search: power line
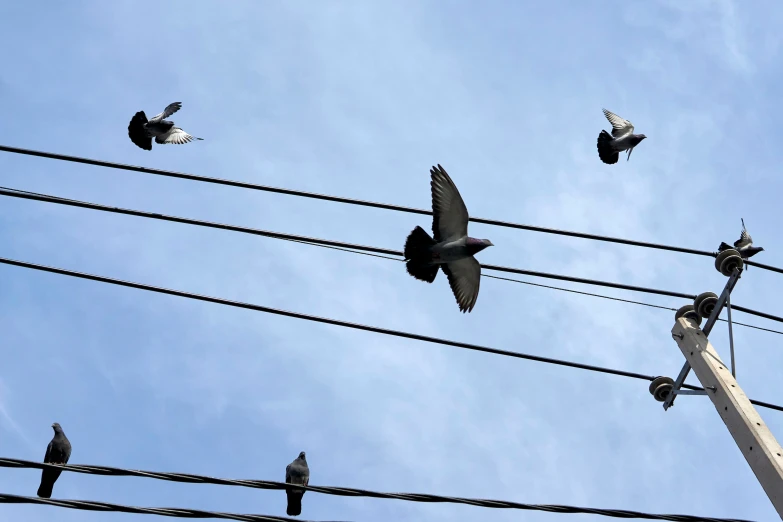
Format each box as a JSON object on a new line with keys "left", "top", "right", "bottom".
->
{"left": 1, "top": 144, "right": 779, "bottom": 275}
{"left": 480, "top": 274, "right": 783, "bottom": 335}
{"left": 277, "top": 238, "right": 783, "bottom": 336}
{"left": 0, "top": 492, "right": 341, "bottom": 522}
{"left": 0, "top": 460, "right": 757, "bottom": 522}
{"left": 2, "top": 186, "right": 782, "bottom": 326}
{"left": 1, "top": 254, "right": 781, "bottom": 413}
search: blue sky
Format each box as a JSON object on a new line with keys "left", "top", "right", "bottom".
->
{"left": 1, "top": 1, "right": 782, "bottom": 521}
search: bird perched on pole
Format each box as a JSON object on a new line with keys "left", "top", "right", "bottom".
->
{"left": 403, "top": 165, "right": 494, "bottom": 313}
{"left": 285, "top": 451, "right": 310, "bottom": 517}
{"left": 127, "top": 102, "right": 203, "bottom": 151}
{"left": 597, "top": 108, "right": 647, "bottom": 164}
{"left": 37, "top": 422, "right": 71, "bottom": 498}
{"left": 718, "top": 218, "right": 764, "bottom": 269}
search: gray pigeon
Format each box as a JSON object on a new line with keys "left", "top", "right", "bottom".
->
{"left": 719, "top": 218, "right": 764, "bottom": 268}
{"left": 127, "top": 102, "right": 203, "bottom": 151}
{"left": 37, "top": 422, "right": 71, "bottom": 499}
{"left": 285, "top": 451, "right": 310, "bottom": 517}
{"left": 597, "top": 108, "right": 647, "bottom": 164}
{"left": 403, "top": 165, "right": 494, "bottom": 313}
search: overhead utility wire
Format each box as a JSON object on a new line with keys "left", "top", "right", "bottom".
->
{"left": 0, "top": 492, "right": 343, "bottom": 522}
{"left": 2, "top": 187, "right": 782, "bottom": 327}
{"left": 0, "top": 460, "right": 756, "bottom": 522}
{"left": 1, "top": 144, "right": 779, "bottom": 275}
{"left": 277, "top": 237, "right": 783, "bottom": 336}
{"left": 1, "top": 254, "right": 781, "bottom": 413}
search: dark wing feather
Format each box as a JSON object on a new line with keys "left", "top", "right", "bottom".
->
{"left": 430, "top": 165, "right": 469, "bottom": 242}
{"left": 442, "top": 256, "right": 481, "bottom": 313}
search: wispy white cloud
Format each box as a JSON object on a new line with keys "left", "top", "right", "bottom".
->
{"left": 0, "top": 1, "right": 781, "bottom": 521}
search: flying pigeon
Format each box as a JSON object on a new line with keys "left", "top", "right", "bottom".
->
{"left": 37, "top": 422, "right": 72, "bottom": 499}
{"left": 718, "top": 218, "right": 764, "bottom": 269}
{"left": 403, "top": 165, "right": 494, "bottom": 313}
{"left": 127, "top": 102, "right": 203, "bottom": 151}
{"left": 285, "top": 451, "right": 310, "bottom": 517}
{"left": 597, "top": 108, "right": 647, "bottom": 164}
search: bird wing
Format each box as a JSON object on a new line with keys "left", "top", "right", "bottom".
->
{"left": 442, "top": 256, "right": 481, "bottom": 313}
{"left": 430, "top": 164, "right": 469, "bottom": 243}
{"left": 602, "top": 108, "right": 634, "bottom": 138}
{"left": 735, "top": 221, "right": 752, "bottom": 249}
{"left": 155, "top": 127, "right": 201, "bottom": 145}
{"left": 43, "top": 440, "right": 53, "bottom": 463}
{"left": 148, "top": 102, "right": 182, "bottom": 124}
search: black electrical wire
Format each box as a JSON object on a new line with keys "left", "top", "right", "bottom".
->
{"left": 0, "top": 460, "right": 757, "bottom": 522}
{"left": 2, "top": 186, "right": 782, "bottom": 326}
{"left": 0, "top": 492, "right": 342, "bottom": 522}
{"left": 1, "top": 254, "right": 781, "bottom": 413}
{"left": 0, "top": 144, "right": 778, "bottom": 274}
{"left": 280, "top": 237, "right": 783, "bottom": 335}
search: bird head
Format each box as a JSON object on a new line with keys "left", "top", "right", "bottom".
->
{"left": 466, "top": 237, "right": 494, "bottom": 255}
{"left": 51, "top": 423, "right": 62, "bottom": 432}
{"left": 298, "top": 451, "right": 306, "bottom": 460}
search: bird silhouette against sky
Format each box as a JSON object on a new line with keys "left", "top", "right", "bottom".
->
{"left": 719, "top": 218, "right": 764, "bottom": 270}
{"left": 127, "top": 102, "right": 203, "bottom": 151}
{"left": 37, "top": 422, "right": 71, "bottom": 499}
{"left": 404, "top": 165, "right": 493, "bottom": 313}
{"left": 597, "top": 108, "right": 646, "bottom": 164}
{"left": 285, "top": 451, "right": 310, "bottom": 517}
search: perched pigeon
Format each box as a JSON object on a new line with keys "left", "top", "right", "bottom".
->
{"left": 127, "top": 102, "right": 203, "bottom": 151}
{"left": 719, "top": 218, "right": 764, "bottom": 268}
{"left": 285, "top": 451, "right": 310, "bottom": 517}
{"left": 403, "top": 165, "right": 494, "bottom": 313}
{"left": 37, "top": 422, "right": 71, "bottom": 499}
{"left": 597, "top": 108, "right": 647, "bottom": 164}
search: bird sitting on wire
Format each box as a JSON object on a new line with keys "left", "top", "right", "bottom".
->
{"left": 597, "top": 108, "right": 647, "bottom": 164}
{"left": 285, "top": 451, "right": 310, "bottom": 517}
{"left": 404, "top": 165, "right": 494, "bottom": 313}
{"left": 37, "top": 422, "right": 71, "bottom": 499}
{"left": 719, "top": 218, "right": 764, "bottom": 270}
{"left": 127, "top": 102, "right": 203, "bottom": 151}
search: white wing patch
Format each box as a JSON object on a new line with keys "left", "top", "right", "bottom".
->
{"left": 736, "top": 219, "right": 752, "bottom": 248}
{"left": 155, "top": 127, "right": 202, "bottom": 145}
{"left": 602, "top": 108, "right": 634, "bottom": 138}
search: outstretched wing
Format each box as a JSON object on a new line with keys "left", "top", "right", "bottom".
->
{"left": 735, "top": 218, "right": 752, "bottom": 248}
{"left": 602, "top": 108, "right": 634, "bottom": 138}
{"left": 149, "top": 102, "right": 183, "bottom": 124}
{"left": 442, "top": 256, "right": 481, "bottom": 313}
{"left": 155, "top": 127, "right": 203, "bottom": 145}
{"left": 430, "top": 164, "right": 469, "bottom": 243}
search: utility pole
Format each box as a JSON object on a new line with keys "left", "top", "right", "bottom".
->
{"left": 649, "top": 248, "right": 783, "bottom": 519}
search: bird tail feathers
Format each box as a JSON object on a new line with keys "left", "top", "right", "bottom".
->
{"left": 404, "top": 226, "right": 438, "bottom": 283}
{"left": 286, "top": 492, "right": 303, "bottom": 516}
{"left": 37, "top": 482, "right": 53, "bottom": 498}
{"left": 128, "top": 111, "right": 153, "bottom": 151}
{"left": 597, "top": 130, "right": 619, "bottom": 165}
